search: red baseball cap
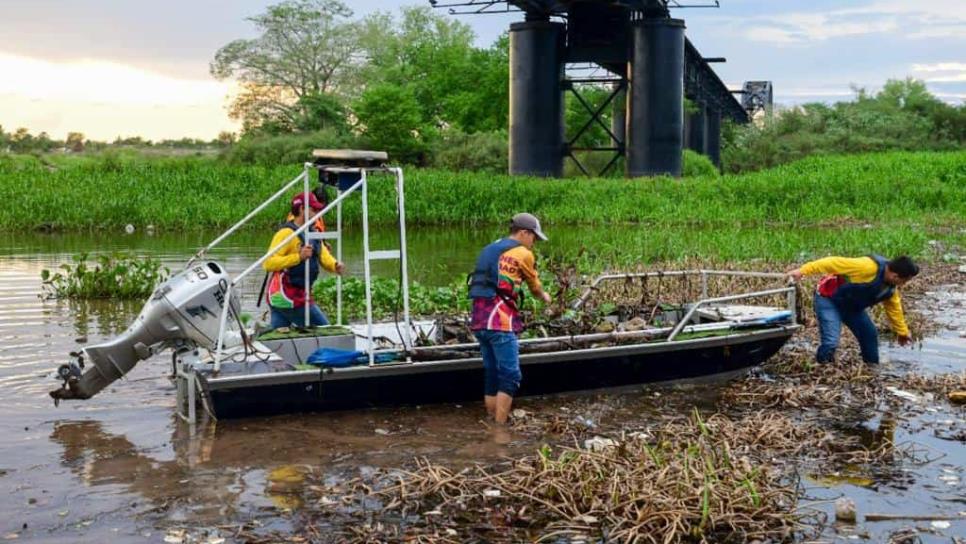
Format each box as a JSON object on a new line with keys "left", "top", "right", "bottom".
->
{"left": 291, "top": 191, "right": 324, "bottom": 210}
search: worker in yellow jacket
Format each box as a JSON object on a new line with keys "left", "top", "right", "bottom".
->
{"left": 786, "top": 255, "right": 919, "bottom": 364}
{"left": 264, "top": 192, "right": 344, "bottom": 329}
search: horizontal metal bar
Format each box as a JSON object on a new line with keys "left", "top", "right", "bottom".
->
{"left": 567, "top": 78, "right": 624, "bottom": 84}
{"left": 233, "top": 179, "right": 364, "bottom": 284}
{"left": 573, "top": 269, "right": 788, "bottom": 310}
{"left": 308, "top": 231, "right": 339, "bottom": 240}
{"left": 668, "top": 287, "right": 794, "bottom": 341}
{"left": 368, "top": 250, "right": 400, "bottom": 261}
{"left": 413, "top": 318, "right": 777, "bottom": 354}
{"left": 185, "top": 171, "right": 306, "bottom": 269}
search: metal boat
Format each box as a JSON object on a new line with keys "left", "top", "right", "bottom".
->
{"left": 49, "top": 151, "right": 800, "bottom": 422}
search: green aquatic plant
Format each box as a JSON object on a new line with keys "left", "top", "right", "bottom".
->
{"left": 313, "top": 276, "right": 472, "bottom": 320}
{"left": 1, "top": 151, "right": 963, "bottom": 233}
{"left": 40, "top": 252, "right": 169, "bottom": 300}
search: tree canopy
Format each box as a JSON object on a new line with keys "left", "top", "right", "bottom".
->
{"left": 210, "top": 0, "right": 361, "bottom": 133}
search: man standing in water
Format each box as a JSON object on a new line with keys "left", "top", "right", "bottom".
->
{"left": 786, "top": 255, "right": 919, "bottom": 364}
{"left": 264, "top": 192, "right": 344, "bottom": 329}
{"left": 469, "top": 213, "right": 552, "bottom": 424}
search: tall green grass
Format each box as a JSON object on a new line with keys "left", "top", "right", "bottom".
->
{"left": 1, "top": 151, "right": 963, "bottom": 231}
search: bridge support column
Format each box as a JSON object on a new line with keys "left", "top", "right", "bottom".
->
{"left": 705, "top": 107, "right": 721, "bottom": 169}
{"left": 626, "top": 17, "right": 685, "bottom": 178}
{"left": 686, "top": 102, "right": 707, "bottom": 155}
{"left": 508, "top": 20, "right": 565, "bottom": 177}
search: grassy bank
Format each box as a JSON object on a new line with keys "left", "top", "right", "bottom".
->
{"left": 1, "top": 151, "right": 963, "bottom": 263}
{"left": 1, "top": 151, "right": 963, "bottom": 230}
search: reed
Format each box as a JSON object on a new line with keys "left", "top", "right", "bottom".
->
{"left": 2, "top": 151, "right": 963, "bottom": 235}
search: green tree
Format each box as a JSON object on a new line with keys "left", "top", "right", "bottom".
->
{"left": 359, "top": 7, "right": 508, "bottom": 133}
{"left": 210, "top": 0, "right": 358, "bottom": 133}
{"left": 566, "top": 84, "right": 615, "bottom": 148}
{"left": 217, "top": 131, "right": 237, "bottom": 147}
{"left": 66, "top": 132, "right": 85, "bottom": 152}
{"left": 9, "top": 128, "right": 36, "bottom": 153}
{"left": 354, "top": 84, "right": 434, "bottom": 164}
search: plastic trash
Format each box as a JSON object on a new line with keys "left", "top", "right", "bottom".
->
{"left": 885, "top": 386, "right": 922, "bottom": 403}
{"left": 583, "top": 436, "right": 618, "bottom": 452}
{"left": 835, "top": 497, "right": 856, "bottom": 523}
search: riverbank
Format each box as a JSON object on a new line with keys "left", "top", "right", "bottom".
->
{"left": 1, "top": 150, "right": 963, "bottom": 229}
{"left": 2, "top": 151, "right": 964, "bottom": 265}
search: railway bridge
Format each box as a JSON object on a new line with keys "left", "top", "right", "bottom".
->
{"left": 431, "top": 0, "right": 771, "bottom": 177}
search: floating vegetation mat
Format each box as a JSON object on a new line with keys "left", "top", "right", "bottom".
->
{"left": 300, "top": 411, "right": 817, "bottom": 543}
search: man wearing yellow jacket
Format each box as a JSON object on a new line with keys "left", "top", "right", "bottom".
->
{"left": 786, "top": 255, "right": 919, "bottom": 364}
{"left": 264, "top": 192, "right": 344, "bottom": 329}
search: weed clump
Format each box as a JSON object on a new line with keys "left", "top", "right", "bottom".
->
{"left": 40, "top": 252, "right": 169, "bottom": 300}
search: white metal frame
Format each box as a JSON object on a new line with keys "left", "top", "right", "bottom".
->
{"left": 572, "top": 269, "right": 797, "bottom": 341}
{"left": 188, "top": 162, "right": 413, "bottom": 372}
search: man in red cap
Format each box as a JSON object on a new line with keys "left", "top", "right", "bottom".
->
{"left": 263, "top": 192, "right": 345, "bottom": 329}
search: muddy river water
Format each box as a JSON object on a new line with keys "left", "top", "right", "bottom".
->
{"left": 1, "top": 229, "right": 964, "bottom": 543}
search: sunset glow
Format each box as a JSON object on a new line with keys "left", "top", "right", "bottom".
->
{"left": 0, "top": 52, "right": 238, "bottom": 141}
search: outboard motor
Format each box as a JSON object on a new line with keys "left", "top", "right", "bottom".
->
{"left": 50, "top": 262, "right": 240, "bottom": 401}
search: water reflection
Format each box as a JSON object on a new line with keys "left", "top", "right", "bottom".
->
{"left": 51, "top": 419, "right": 246, "bottom": 519}
{"left": 57, "top": 299, "right": 144, "bottom": 339}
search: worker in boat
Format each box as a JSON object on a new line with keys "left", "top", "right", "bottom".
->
{"left": 786, "top": 255, "right": 919, "bottom": 364}
{"left": 469, "top": 213, "right": 552, "bottom": 425}
{"left": 264, "top": 191, "right": 344, "bottom": 329}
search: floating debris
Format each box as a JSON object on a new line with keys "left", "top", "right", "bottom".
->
{"left": 835, "top": 497, "right": 857, "bottom": 523}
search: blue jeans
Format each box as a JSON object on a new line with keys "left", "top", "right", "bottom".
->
{"left": 475, "top": 330, "right": 521, "bottom": 396}
{"left": 814, "top": 292, "right": 880, "bottom": 364}
{"left": 270, "top": 304, "right": 329, "bottom": 329}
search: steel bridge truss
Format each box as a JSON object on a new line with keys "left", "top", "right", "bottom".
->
{"left": 564, "top": 77, "right": 625, "bottom": 177}
{"left": 430, "top": 1, "right": 720, "bottom": 15}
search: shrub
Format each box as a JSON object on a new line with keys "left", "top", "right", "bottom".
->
{"left": 682, "top": 150, "right": 719, "bottom": 178}
{"left": 722, "top": 79, "right": 965, "bottom": 173}
{"left": 430, "top": 130, "right": 508, "bottom": 173}
{"left": 222, "top": 129, "right": 355, "bottom": 166}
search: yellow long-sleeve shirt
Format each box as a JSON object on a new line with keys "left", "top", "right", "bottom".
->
{"left": 800, "top": 256, "right": 909, "bottom": 336}
{"left": 263, "top": 226, "right": 337, "bottom": 274}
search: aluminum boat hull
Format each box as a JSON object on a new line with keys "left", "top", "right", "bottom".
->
{"left": 198, "top": 326, "right": 798, "bottom": 419}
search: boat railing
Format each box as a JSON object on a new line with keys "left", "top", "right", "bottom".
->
{"left": 666, "top": 286, "right": 795, "bottom": 341}
{"left": 572, "top": 269, "right": 796, "bottom": 341}
{"left": 403, "top": 270, "right": 797, "bottom": 355}
{"left": 187, "top": 159, "right": 413, "bottom": 371}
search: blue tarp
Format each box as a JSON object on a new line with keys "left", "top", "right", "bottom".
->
{"left": 306, "top": 347, "right": 365, "bottom": 368}
{"left": 306, "top": 347, "right": 397, "bottom": 368}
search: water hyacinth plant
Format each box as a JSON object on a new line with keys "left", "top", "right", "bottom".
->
{"left": 313, "top": 276, "right": 470, "bottom": 321}
{"left": 41, "top": 252, "right": 169, "bottom": 299}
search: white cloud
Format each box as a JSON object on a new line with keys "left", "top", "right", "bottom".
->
{"left": 911, "top": 62, "right": 966, "bottom": 83}
{"left": 911, "top": 63, "right": 966, "bottom": 73}
{"left": 739, "top": 0, "right": 966, "bottom": 45}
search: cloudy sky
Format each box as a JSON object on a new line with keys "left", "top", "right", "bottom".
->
{"left": 0, "top": 0, "right": 962, "bottom": 140}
